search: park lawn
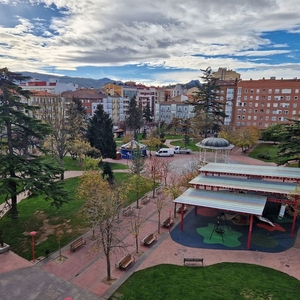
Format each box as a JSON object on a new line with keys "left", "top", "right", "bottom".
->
{"left": 110, "top": 263, "right": 300, "bottom": 300}
{"left": 169, "top": 139, "right": 202, "bottom": 151}
{"left": 249, "top": 143, "right": 290, "bottom": 164}
{"left": 0, "top": 172, "right": 151, "bottom": 260}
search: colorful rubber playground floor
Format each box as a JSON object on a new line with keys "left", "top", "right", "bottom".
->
{"left": 170, "top": 204, "right": 300, "bottom": 253}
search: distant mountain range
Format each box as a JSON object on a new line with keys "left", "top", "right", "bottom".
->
{"left": 21, "top": 72, "right": 201, "bottom": 89}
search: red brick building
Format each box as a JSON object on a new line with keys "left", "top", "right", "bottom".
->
{"left": 233, "top": 77, "right": 300, "bottom": 128}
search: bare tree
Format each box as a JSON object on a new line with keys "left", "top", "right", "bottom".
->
{"left": 77, "top": 171, "right": 127, "bottom": 281}
{"left": 155, "top": 192, "right": 166, "bottom": 234}
{"left": 145, "top": 156, "right": 164, "bottom": 197}
{"left": 126, "top": 209, "right": 146, "bottom": 254}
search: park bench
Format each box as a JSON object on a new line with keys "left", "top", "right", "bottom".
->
{"left": 155, "top": 186, "right": 162, "bottom": 195}
{"left": 140, "top": 233, "right": 156, "bottom": 246}
{"left": 70, "top": 237, "right": 86, "bottom": 252}
{"left": 183, "top": 257, "right": 204, "bottom": 267}
{"left": 141, "top": 195, "right": 150, "bottom": 205}
{"left": 161, "top": 216, "right": 174, "bottom": 228}
{"left": 123, "top": 207, "right": 134, "bottom": 217}
{"left": 176, "top": 205, "right": 187, "bottom": 214}
{"left": 115, "top": 253, "right": 135, "bottom": 270}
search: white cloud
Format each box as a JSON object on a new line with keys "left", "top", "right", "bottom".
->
{"left": 0, "top": 0, "right": 300, "bottom": 83}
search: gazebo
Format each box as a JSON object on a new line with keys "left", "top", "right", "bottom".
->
{"left": 196, "top": 133, "right": 234, "bottom": 164}
{"left": 120, "top": 140, "right": 147, "bottom": 159}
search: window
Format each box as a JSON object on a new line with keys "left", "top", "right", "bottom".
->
{"left": 255, "top": 103, "right": 258, "bottom": 107}
{"left": 273, "top": 103, "right": 278, "bottom": 107}
{"left": 244, "top": 89, "right": 248, "bottom": 93}
{"left": 293, "top": 103, "right": 297, "bottom": 108}
{"left": 259, "top": 116, "right": 263, "bottom": 120}
{"left": 256, "top": 96, "right": 259, "bottom": 100}
{"left": 272, "top": 116, "right": 276, "bottom": 121}
{"left": 284, "top": 110, "right": 289, "bottom": 114}
{"left": 249, "top": 102, "right": 252, "bottom": 107}
{"left": 260, "top": 109, "right": 264, "bottom": 113}
{"left": 248, "top": 109, "right": 252, "bottom": 113}
{"left": 274, "top": 96, "right": 281, "bottom": 101}
{"left": 244, "top": 96, "right": 248, "bottom": 100}
{"left": 237, "top": 96, "right": 241, "bottom": 101}
{"left": 238, "top": 88, "right": 242, "bottom": 95}
{"left": 250, "top": 89, "right": 254, "bottom": 93}
{"left": 247, "top": 122, "right": 251, "bottom": 126}
{"left": 253, "top": 116, "right": 257, "bottom": 120}
{"left": 266, "top": 109, "right": 270, "bottom": 114}
{"left": 253, "top": 122, "right": 256, "bottom": 126}
{"left": 296, "top": 89, "right": 299, "bottom": 93}
{"left": 236, "top": 122, "right": 241, "bottom": 126}
{"left": 268, "top": 96, "right": 271, "bottom": 100}
{"left": 248, "top": 116, "right": 251, "bottom": 120}
{"left": 261, "top": 103, "right": 265, "bottom": 107}
{"left": 295, "top": 96, "right": 298, "bottom": 100}
{"left": 256, "top": 89, "right": 260, "bottom": 93}
{"left": 237, "top": 115, "right": 241, "bottom": 119}
{"left": 282, "top": 89, "right": 291, "bottom": 94}
{"left": 250, "top": 96, "right": 253, "bottom": 100}
{"left": 275, "top": 89, "right": 280, "bottom": 94}
{"left": 265, "top": 123, "right": 269, "bottom": 128}
{"left": 262, "top": 89, "right": 266, "bottom": 93}
{"left": 265, "top": 116, "right": 269, "bottom": 121}
{"left": 292, "top": 110, "right": 297, "bottom": 114}
{"left": 286, "top": 96, "right": 290, "bottom": 101}
{"left": 254, "top": 109, "right": 258, "bottom": 113}
{"left": 268, "top": 89, "right": 272, "bottom": 94}
{"left": 261, "top": 96, "right": 265, "bottom": 100}
{"left": 267, "top": 103, "right": 271, "bottom": 107}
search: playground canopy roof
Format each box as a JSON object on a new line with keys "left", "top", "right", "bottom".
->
{"left": 173, "top": 188, "right": 267, "bottom": 216}
{"left": 199, "top": 163, "right": 300, "bottom": 181}
{"left": 189, "top": 175, "right": 298, "bottom": 196}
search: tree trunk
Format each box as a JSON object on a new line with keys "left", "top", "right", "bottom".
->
{"left": 106, "top": 252, "right": 111, "bottom": 281}
{"left": 158, "top": 211, "right": 161, "bottom": 234}
{"left": 135, "top": 235, "right": 139, "bottom": 253}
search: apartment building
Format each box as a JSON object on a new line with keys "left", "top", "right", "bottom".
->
{"left": 233, "top": 77, "right": 300, "bottom": 128}
{"left": 61, "top": 89, "right": 105, "bottom": 117}
{"left": 213, "top": 67, "right": 241, "bottom": 80}
{"left": 19, "top": 78, "right": 78, "bottom": 94}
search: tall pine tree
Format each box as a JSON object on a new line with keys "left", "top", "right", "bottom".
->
{"left": 189, "top": 67, "right": 226, "bottom": 137}
{"left": 87, "top": 104, "right": 117, "bottom": 159}
{"left": 0, "top": 68, "right": 68, "bottom": 217}
{"left": 125, "top": 96, "right": 142, "bottom": 138}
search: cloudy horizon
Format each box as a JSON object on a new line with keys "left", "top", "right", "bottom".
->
{"left": 1, "top": 0, "right": 300, "bottom": 85}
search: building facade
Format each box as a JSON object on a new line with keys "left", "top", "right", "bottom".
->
{"left": 233, "top": 77, "right": 300, "bottom": 128}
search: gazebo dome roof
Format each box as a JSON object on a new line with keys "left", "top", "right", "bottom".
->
{"left": 196, "top": 133, "right": 234, "bottom": 150}
{"left": 120, "top": 139, "right": 146, "bottom": 150}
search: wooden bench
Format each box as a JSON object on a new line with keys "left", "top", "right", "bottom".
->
{"left": 123, "top": 207, "right": 134, "bottom": 217}
{"left": 176, "top": 205, "right": 187, "bottom": 214}
{"left": 183, "top": 258, "right": 204, "bottom": 266}
{"left": 155, "top": 187, "right": 162, "bottom": 195}
{"left": 115, "top": 254, "right": 135, "bottom": 270}
{"left": 70, "top": 237, "right": 86, "bottom": 252}
{"left": 141, "top": 195, "right": 150, "bottom": 205}
{"left": 161, "top": 217, "right": 174, "bottom": 228}
{"left": 141, "top": 233, "right": 156, "bottom": 246}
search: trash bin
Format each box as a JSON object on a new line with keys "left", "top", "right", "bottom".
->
{"left": 115, "top": 152, "right": 121, "bottom": 160}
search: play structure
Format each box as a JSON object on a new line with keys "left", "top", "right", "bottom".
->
{"left": 120, "top": 140, "right": 147, "bottom": 159}
{"left": 174, "top": 162, "right": 300, "bottom": 250}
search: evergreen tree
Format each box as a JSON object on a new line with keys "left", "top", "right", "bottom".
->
{"left": 143, "top": 103, "right": 152, "bottom": 123}
{"left": 276, "top": 117, "right": 300, "bottom": 167}
{"left": 102, "top": 162, "right": 114, "bottom": 185}
{"left": 0, "top": 68, "right": 68, "bottom": 217}
{"left": 87, "top": 104, "right": 116, "bottom": 159}
{"left": 189, "top": 67, "right": 226, "bottom": 137}
{"left": 125, "top": 96, "right": 142, "bottom": 137}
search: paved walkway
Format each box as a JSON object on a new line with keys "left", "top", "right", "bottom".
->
{"left": 1, "top": 146, "right": 299, "bottom": 300}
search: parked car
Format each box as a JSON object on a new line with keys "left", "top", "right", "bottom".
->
{"left": 174, "top": 146, "right": 192, "bottom": 154}
{"left": 155, "top": 148, "right": 175, "bottom": 157}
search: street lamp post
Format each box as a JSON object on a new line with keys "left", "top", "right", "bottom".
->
{"left": 30, "top": 231, "right": 37, "bottom": 262}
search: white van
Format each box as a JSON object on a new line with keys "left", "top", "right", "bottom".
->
{"left": 155, "top": 148, "right": 175, "bottom": 157}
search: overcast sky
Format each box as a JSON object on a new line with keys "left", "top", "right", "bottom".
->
{"left": 0, "top": 0, "right": 300, "bottom": 85}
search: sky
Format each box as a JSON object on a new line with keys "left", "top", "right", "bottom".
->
{"left": 0, "top": 0, "right": 300, "bottom": 86}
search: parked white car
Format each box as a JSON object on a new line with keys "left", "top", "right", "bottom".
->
{"left": 155, "top": 148, "right": 175, "bottom": 157}
{"left": 174, "top": 146, "right": 192, "bottom": 154}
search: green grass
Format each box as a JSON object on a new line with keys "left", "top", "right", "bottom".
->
{"left": 169, "top": 139, "right": 202, "bottom": 151}
{"left": 109, "top": 263, "right": 300, "bottom": 300}
{"left": 249, "top": 143, "right": 280, "bottom": 163}
{"left": 0, "top": 171, "right": 150, "bottom": 260}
